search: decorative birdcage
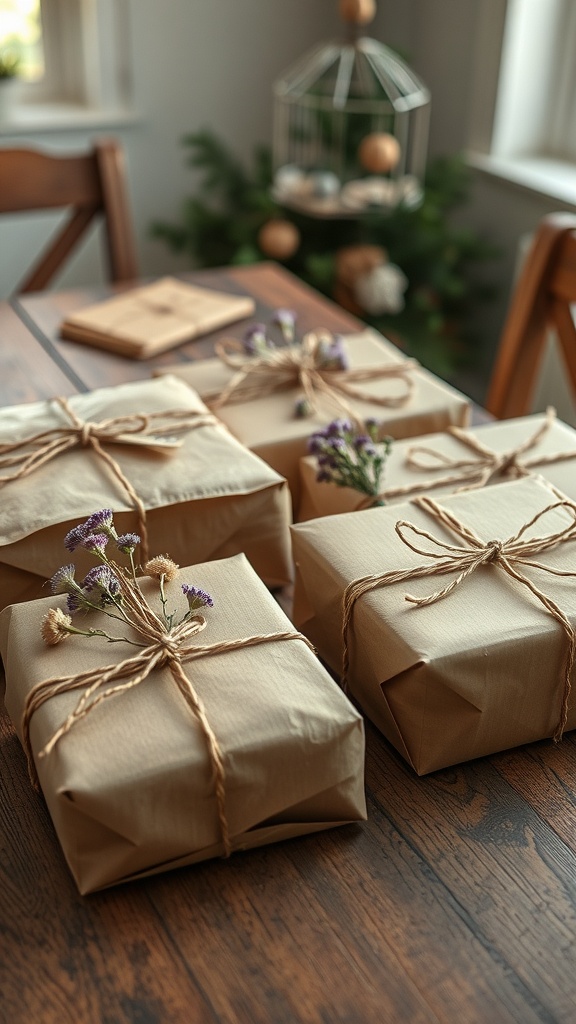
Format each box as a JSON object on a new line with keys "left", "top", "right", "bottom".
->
{"left": 272, "top": 1, "right": 430, "bottom": 217}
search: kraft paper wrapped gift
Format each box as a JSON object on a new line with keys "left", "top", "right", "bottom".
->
{"left": 0, "top": 553, "right": 366, "bottom": 893}
{"left": 0, "top": 375, "right": 292, "bottom": 610}
{"left": 60, "top": 277, "right": 255, "bottom": 359}
{"left": 298, "top": 409, "right": 576, "bottom": 521}
{"left": 158, "top": 329, "right": 471, "bottom": 511}
{"left": 291, "top": 476, "right": 576, "bottom": 775}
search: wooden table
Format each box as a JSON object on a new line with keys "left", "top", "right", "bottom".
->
{"left": 2, "top": 263, "right": 576, "bottom": 1024}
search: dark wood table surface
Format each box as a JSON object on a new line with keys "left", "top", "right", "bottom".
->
{"left": 2, "top": 263, "right": 576, "bottom": 1024}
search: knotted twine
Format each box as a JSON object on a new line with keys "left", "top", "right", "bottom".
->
{"left": 356, "top": 407, "right": 573, "bottom": 508}
{"left": 208, "top": 329, "right": 418, "bottom": 422}
{"left": 341, "top": 495, "right": 576, "bottom": 741}
{"left": 0, "top": 396, "right": 218, "bottom": 563}
{"left": 22, "top": 568, "right": 316, "bottom": 858}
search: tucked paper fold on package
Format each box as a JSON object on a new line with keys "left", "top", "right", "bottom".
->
{"left": 60, "top": 277, "right": 256, "bottom": 359}
{"left": 158, "top": 329, "right": 470, "bottom": 511}
{"left": 0, "top": 554, "right": 366, "bottom": 893}
{"left": 0, "top": 375, "right": 292, "bottom": 611}
{"left": 298, "top": 410, "right": 576, "bottom": 521}
{"left": 291, "top": 477, "right": 576, "bottom": 775}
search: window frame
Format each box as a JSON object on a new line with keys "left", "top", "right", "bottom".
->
{"left": 467, "top": 0, "right": 576, "bottom": 207}
{"left": 8, "top": 0, "right": 133, "bottom": 114}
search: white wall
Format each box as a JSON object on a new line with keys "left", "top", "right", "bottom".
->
{"left": 0, "top": 0, "right": 342, "bottom": 296}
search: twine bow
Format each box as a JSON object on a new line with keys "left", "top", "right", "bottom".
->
{"left": 342, "top": 495, "right": 576, "bottom": 741}
{"left": 23, "top": 569, "right": 315, "bottom": 858}
{"left": 0, "top": 397, "right": 217, "bottom": 563}
{"left": 208, "top": 330, "right": 417, "bottom": 421}
{"left": 363, "top": 407, "right": 573, "bottom": 506}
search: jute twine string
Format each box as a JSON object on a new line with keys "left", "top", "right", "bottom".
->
{"left": 356, "top": 407, "right": 574, "bottom": 509}
{"left": 0, "top": 397, "right": 218, "bottom": 563}
{"left": 341, "top": 495, "right": 576, "bottom": 741}
{"left": 23, "top": 567, "right": 316, "bottom": 858}
{"left": 208, "top": 330, "right": 418, "bottom": 422}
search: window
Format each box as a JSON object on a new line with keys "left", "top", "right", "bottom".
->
{"left": 0, "top": 0, "right": 134, "bottom": 127}
{"left": 492, "top": 0, "right": 576, "bottom": 162}
{"left": 468, "top": 0, "right": 576, "bottom": 206}
{"left": 0, "top": 0, "right": 44, "bottom": 79}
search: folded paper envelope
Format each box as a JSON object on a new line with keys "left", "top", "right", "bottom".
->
{"left": 158, "top": 329, "right": 471, "bottom": 511}
{"left": 0, "top": 554, "right": 366, "bottom": 893}
{"left": 60, "top": 277, "right": 255, "bottom": 359}
{"left": 291, "top": 477, "right": 576, "bottom": 775}
{"left": 298, "top": 410, "right": 576, "bottom": 521}
{"left": 0, "top": 375, "right": 292, "bottom": 610}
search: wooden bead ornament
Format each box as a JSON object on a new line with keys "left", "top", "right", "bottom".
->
{"left": 258, "top": 219, "right": 300, "bottom": 260}
{"left": 358, "top": 132, "right": 401, "bottom": 174}
{"left": 339, "top": 0, "right": 376, "bottom": 24}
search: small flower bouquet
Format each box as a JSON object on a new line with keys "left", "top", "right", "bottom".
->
{"left": 0, "top": 512, "right": 366, "bottom": 893}
{"left": 307, "top": 419, "right": 392, "bottom": 511}
{"left": 157, "top": 323, "right": 470, "bottom": 515}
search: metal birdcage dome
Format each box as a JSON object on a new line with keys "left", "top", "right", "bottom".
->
{"left": 272, "top": 23, "right": 430, "bottom": 218}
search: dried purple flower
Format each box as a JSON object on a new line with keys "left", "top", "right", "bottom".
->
{"left": 326, "top": 419, "right": 352, "bottom": 437}
{"left": 315, "top": 336, "right": 349, "bottom": 371}
{"left": 82, "top": 533, "right": 109, "bottom": 555}
{"left": 307, "top": 435, "right": 324, "bottom": 455}
{"left": 64, "top": 524, "right": 89, "bottom": 553}
{"left": 66, "top": 592, "right": 83, "bottom": 615}
{"left": 294, "top": 396, "right": 312, "bottom": 419}
{"left": 50, "top": 564, "right": 77, "bottom": 595}
{"left": 182, "top": 584, "right": 214, "bottom": 610}
{"left": 271, "top": 308, "right": 297, "bottom": 343}
{"left": 242, "top": 323, "right": 269, "bottom": 355}
{"left": 83, "top": 565, "right": 121, "bottom": 603}
{"left": 116, "top": 533, "right": 140, "bottom": 555}
{"left": 84, "top": 509, "right": 114, "bottom": 533}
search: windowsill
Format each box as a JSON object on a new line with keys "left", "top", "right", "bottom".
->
{"left": 467, "top": 151, "right": 576, "bottom": 209}
{"left": 0, "top": 103, "right": 142, "bottom": 135}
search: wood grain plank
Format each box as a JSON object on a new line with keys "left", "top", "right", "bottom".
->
{"left": 366, "top": 729, "right": 576, "bottom": 1023}
{"left": 0, "top": 702, "right": 220, "bottom": 1024}
{"left": 493, "top": 736, "right": 576, "bottom": 855}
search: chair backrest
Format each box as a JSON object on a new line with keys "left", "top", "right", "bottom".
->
{"left": 0, "top": 138, "right": 138, "bottom": 294}
{"left": 486, "top": 212, "right": 576, "bottom": 419}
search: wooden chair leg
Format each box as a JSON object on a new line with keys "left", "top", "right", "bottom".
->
{"left": 485, "top": 214, "right": 576, "bottom": 419}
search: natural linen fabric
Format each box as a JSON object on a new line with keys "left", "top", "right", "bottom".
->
{"left": 0, "top": 394, "right": 218, "bottom": 563}
{"left": 1, "top": 554, "right": 366, "bottom": 894}
{"left": 290, "top": 476, "right": 576, "bottom": 775}
{"left": 0, "top": 375, "right": 293, "bottom": 610}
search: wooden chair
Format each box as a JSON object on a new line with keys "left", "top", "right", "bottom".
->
{"left": 486, "top": 211, "right": 576, "bottom": 418}
{"left": 0, "top": 138, "right": 138, "bottom": 294}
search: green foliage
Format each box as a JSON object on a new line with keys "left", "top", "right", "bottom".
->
{"left": 151, "top": 130, "right": 498, "bottom": 376}
{"left": 0, "top": 47, "right": 21, "bottom": 79}
{"left": 151, "top": 129, "right": 277, "bottom": 269}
